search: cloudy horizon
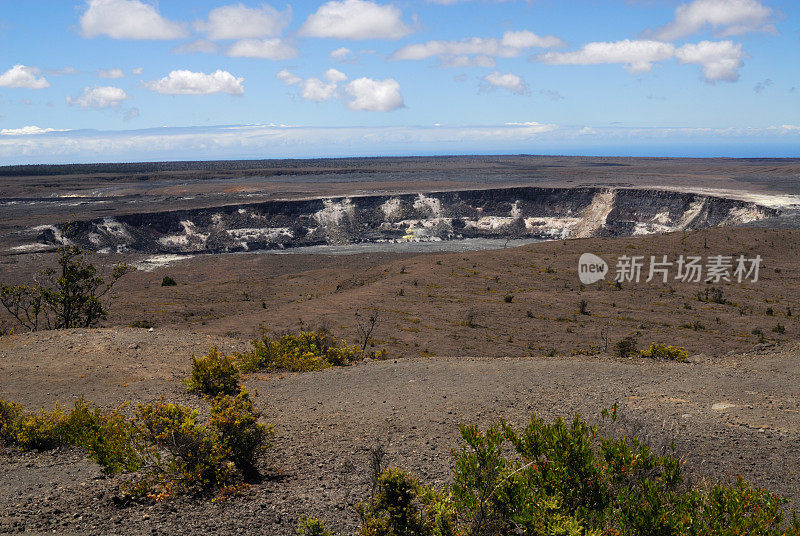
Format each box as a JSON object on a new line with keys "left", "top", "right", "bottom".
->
{"left": 0, "top": 0, "right": 798, "bottom": 164}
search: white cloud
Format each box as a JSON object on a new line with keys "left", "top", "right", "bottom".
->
{"left": 537, "top": 38, "right": 743, "bottom": 82}
{"left": 7, "top": 123, "right": 800, "bottom": 165}
{"left": 299, "top": 0, "right": 412, "bottom": 40}
{"left": 144, "top": 70, "right": 244, "bottom": 95}
{"left": 330, "top": 47, "right": 355, "bottom": 62}
{"left": 98, "top": 68, "right": 124, "bottom": 78}
{"left": 67, "top": 86, "right": 130, "bottom": 109}
{"left": 325, "top": 68, "right": 348, "bottom": 83}
{"left": 537, "top": 39, "right": 675, "bottom": 73}
{"left": 1, "top": 126, "right": 68, "bottom": 136}
{"left": 647, "top": 0, "right": 775, "bottom": 41}
{"left": 301, "top": 78, "right": 340, "bottom": 102}
{"left": 675, "top": 40, "right": 744, "bottom": 82}
{"left": 79, "top": 0, "right": 188, "bottom": 40}
{"left": 500, "top": 30, "right": 565, "bottom": 49}
{"left": 484, "top": 71, "right": 527, "bottom": 94}
{"left": 124, "top": 107, "right": 140, "bottom": 121}
{"left": 195, "top": 3, "right": 291, "bottom": 40}
{"left": 345, "top": 77, "right": 404, "bottom": 111}
{"left": 276, "top": 69, "right": 302, "bottom": 86}
{"left": 277, "top": 69, "right": 348, "bottom": 102}
{"left": 0, "top": 65, "right": 50, "bottom": 89}
{"left": 392, "top": 30, "right": 564, "bottom": 67}
{"left": 226, "top": 38, "right": 298, "bottom": 60}
{"left": 132, "top": 67, "right": 143, "bottom": 75}
{"left": 174, "top": 39, "right": 220, "bottom": 54}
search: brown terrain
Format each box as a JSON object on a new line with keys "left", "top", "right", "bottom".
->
{"left": 1, "top": 156, "right": 799, "bottom": 535}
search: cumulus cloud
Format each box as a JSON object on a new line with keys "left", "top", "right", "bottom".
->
{"left": 674, "top": 40, "right": 743, "bottom": 82}
{"left": 537, "top": 39, "right": 744, "bottom": 82}
{"left": 537, "top": 39, "right": 675, "bottom": 73}
{"left": 1, "top": 126, "right": 68, "bottom": 136}
{"left": 392, "top": 30, "right": 564, "bottom": 67}
{"left": 0, "top": 65, "right": 50, "bottom": 89}
{"left": 79, "top": 0, "right": 188, "bottom": 40}
{"left": 67, "top": 86, "right": 130, "bottom": 109}
{"left": 483, "top": 71, "right": 527, "bottom": 94}
{"left": 144, "top": 70, "right": 245, "bottom": 95}
{"left": 195, "top": 3, "right": 291, "bottom": 40}
{"left": 299, "top": 0, "right": 412, "bottom": 40}
{"left": 646, "top": 0, "right": 776, "bottom": 41}
{"left": 98, "top": 68, "right": 124, "bottom": 78}
{"left": 345, "top": 77, "right": 404, "bottom": 111}
{"left": 330, "top": 46, "right": 355, "bottom": 62}
{"left": 277, "top": 68, "right": 348, "bottom": 102}
{"left": 131, "top": 67, "right": 143, "bottom": 75}
{"left": 226, "top": 38, "right": 298, "bottom": 60}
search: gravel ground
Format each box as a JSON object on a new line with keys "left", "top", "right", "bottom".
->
{"left": 1, "top": 328, "right": 798, "bottom": 535}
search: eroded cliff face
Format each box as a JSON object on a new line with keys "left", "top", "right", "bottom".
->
{"left": 34, "top": 187, "right": 777, "bottom": 254}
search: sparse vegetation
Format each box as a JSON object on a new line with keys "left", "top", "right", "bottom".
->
{"left": 696, "top": 287, "right": 726, "bottom": 305}
{"left": 237, "top": 329, "right": 366, "bottom": 373}
{"left": 503, "top": 294, "right": 513, "bottom": 303}
{"left": 773, "top": 323, "right": 786, "bottom": 334}
{"left": 639, "top": 343, "right": 689, "bottom": 362}
{"left": 0, "top": 245, "right": 134, "bottom": 331}
{"left": 578, "top": 299, "right": 590, "bottom": 315}
{"left": 186, "top": 347, "right": 241, "bottom": 398}
{"left": 0, "top": 397, "right": 142, "bottom": 474}
{"left": 161, "top": 276, "right": 177, "bottom": 287}
{"left": 314, "top": 410, "right": 800, "bottom": 536}
{"left": 129, "top": 319, "right": 155, "bottom": 329}
{"left": 614, "top": 336, "right": 638, "bottom": 358}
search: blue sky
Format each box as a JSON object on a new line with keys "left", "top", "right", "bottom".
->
{"left": 0, "top": 0, "right": 798, "bottom": 164}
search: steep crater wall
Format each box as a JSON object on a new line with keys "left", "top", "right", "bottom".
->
{"left": 35, "top": 187, "right": 778, "bottom": 254}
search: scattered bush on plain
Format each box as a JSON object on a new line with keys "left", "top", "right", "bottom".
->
{"left": 639, "top": 343, "right": 689, "bottom": 362}
{"left": 308, "top": 409, "right": 800, "bottom": 536}
{"left": 237, "top": 329, "right": 370, "bottom": 373}
{"left": 186, "top": 347, "right": 241, "bottom": 398}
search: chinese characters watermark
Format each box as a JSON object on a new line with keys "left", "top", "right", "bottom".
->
{"left": 578, "top": 253, "right": 761, "bottom": 285}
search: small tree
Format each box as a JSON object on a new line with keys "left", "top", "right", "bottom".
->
{"left": 0, "top": 246, "right": 134, "bottom": 331}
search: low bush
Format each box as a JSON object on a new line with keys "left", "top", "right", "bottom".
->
{"left": 161, "top": 276, "right": 177, "bottom": 287}
{"left": 0, "top": 398, "right": 142, "bottom": 474}
{"left": 330, "top": 411, "right": 800, "bottom": 536}
{"left": 129, "top": 387, "right": 272, "bottom": 499}
{"left": 639, "top": 343, "right": 689, "bottom": 362}
{"left": 297, "top": 516, "right": 334, "bottom": 536}
{"left": 614, "top": 336, "right": 638, "bottom": 358}
{"left": 237, "top": 330, "right": 363, "bottom": 373}
{"left": 186, "top": 347, "right": 241, "bottom": 397}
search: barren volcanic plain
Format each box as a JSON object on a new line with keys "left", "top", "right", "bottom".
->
{"left": 1, "top": 155, "right": 800, "bottom": 535}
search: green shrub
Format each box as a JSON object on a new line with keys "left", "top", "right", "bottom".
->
{"left": 130, "top": 319, "right": 155, "bottom": 329}
{"left": 297, "top": 517, "right": 333, "bottom": 536}
{"left": 131, "top": 388, "right": 272, "bottom": 498}
{"left": 0, "top": 398, "right": 142, "bottom": 474}
{"left": 357, "top": 467, "right": 456, "bottom": 536}
{"left": 0, "top": 399, "right": 23, "bottom": 442}
{"left": 238, "top": 330, "right": 363, "bottom": 373}
{"left": 639, "top": 343, "right": 689, "bottom": 362}
{"left": 614, "top": 336, "right": 638, "bottom": 358}
{"left": 161, "top": 276, "right": 178, "bottom": 287}
{"left": 503, "top": 294, "right": 513, "bottom": 303}
{"left": 186, "top": 347, "right": 241, "bottom": 397}
{"left": 209, "top": 388, "right": 273, "bottom": 476}
{"left": 773, "top": 323, "right": 786, "bottom": 334}
{"left": 348, "top": 412, "right": 800, "bottom": 536}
